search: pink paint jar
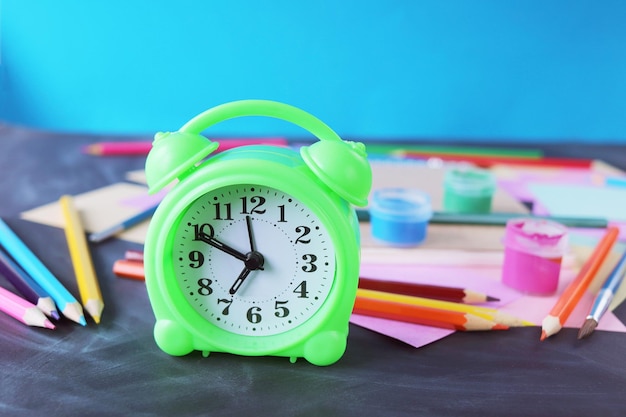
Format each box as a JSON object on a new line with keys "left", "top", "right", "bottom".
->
{"left": 501, "top": 218, "right": 568, "bottom": 295}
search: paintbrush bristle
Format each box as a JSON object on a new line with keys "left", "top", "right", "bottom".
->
{"left": 577, "top": 318, "right": 598, "bottom": 340}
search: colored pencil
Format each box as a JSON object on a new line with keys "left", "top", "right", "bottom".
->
{"left": 356, "top": 288, "right": 531, "bottom": 327}
{"left": 353, "top": 296, "right": 508, "bottom": 331}
{"left": 113, "top": 259, "right": 145, "bottom": 281}
{"left": 394, "top": 150, "right": 592, "bottom": 169}
{"left": 60, "top": 196, "right": 104, "bottom": 324}
{"left": 88, "top": 203, "right": 159, "bottom": 242}
{"left": 0, "top": 247, "right": 59, "bottom": 320}
{"left": 0, "top": 217, "right": 86, "bottom": 325}
{"left": 540, "top": 226, "right": 619, "bottom": 341}
{"left": 82, "top": 141, "right": 153, "bottom": 156}
{"left": 577, "top": 250, "right": 626, "bottom": 339}
{"left": 356, "top": 210, "right": 608, "bottom": 228}
{"left": 82, "top": 137, "right": 288, "bottom": 156}
{"left": 0, "top": 285, "right": 55, "bottom": 329}
{"left": 124, "top": 249, "right": 145, "bottom": 262}
{"left": 364, "top": 144, "right": 544, "bottom": 159}
{"left": 358, "top": 277, "right": 499, "bottom": 304}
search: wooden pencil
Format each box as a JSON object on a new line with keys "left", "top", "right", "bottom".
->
{"left": 0, "top": 247, "right": 59, "bottom": 320}
{"left": 353, "top": 296, "right": 508, "bottom": 331}
{"left": 0, "top": 217, "right": 86, "bottom": 325}
{"left": 358, "top": 277, "right": 499, "bottom": 304}
{"left": 395, "top": 150, "right": 592, "bottom": 169}
{"left": 356, "top": 288, "right": 531, "bottom": 327}
{"left": 540, "top": 226, "right": 619, "bottom": 341}
{"left": 60, "top": 195, "right": 104, "bottom": 324}
{"left": 88, "top": 203, "right": 158, "bottom": 243}
{"left": 0, "top": 285, "right": 55, "bottom": 329}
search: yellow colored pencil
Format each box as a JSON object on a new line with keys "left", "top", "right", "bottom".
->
{"left": 356, "top": 288, "right": 533, "bottom": 327}
{"left": 60, "top": 195, "right": 104, "bottom": 324}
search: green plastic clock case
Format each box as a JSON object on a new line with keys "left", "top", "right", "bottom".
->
{"left": 143, "top": 100, "right": 372, "bottom": 366}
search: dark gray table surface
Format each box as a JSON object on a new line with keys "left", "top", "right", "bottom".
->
{"left": 1, "top": 124, "right": 626, "bottom": 417}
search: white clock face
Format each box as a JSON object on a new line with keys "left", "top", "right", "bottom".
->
{"left": 171, "top": 184, "right": 336, "bottom": 336}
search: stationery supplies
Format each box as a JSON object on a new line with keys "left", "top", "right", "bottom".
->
{"left": 501, "top": 218, "right": 569, "bottom": 294}
{"left": 358, "top": 277, "right": 499, "bottom": 303}
{"left": 442, "top": 166, "right": 495, "bottom": 214}
{"left": 357, "top": 210, "right": 608, "bottom": 228}
{"left": 0, "top": 247, "right": 59, "bottom": 319}
{"left": 353, "top": 296, "right": 508, "bottom": 331}
{"left": 577, "top": 250, "right": 626, "bottom": 339}
{"left": 88, "top": 202, "right": 158, "bottom": 242}
{"left": 60, "top": 196, "right": 104, "bottom": 323}
{"left": 0, "top": 285, "right": 55, "bottom": 329}
{"left": 356, "top": 288, "right": 530, "bottom": 327}
{"left": 540, "top": 226, "right": 619, "bottom": 341}
{"left": 0, "top": 217, "right": 86, "bottom": 325}
{"left": 113, "top": 259, "right": 144, "bottom": 280}
{"left": 369, "top": 188, "right": 432, "bottom": 246}
{"left": 82, "top": 137, "right": 288, "bottom": 156}
{"left": 395, "top": 150, "right": 592, "bottom": 169}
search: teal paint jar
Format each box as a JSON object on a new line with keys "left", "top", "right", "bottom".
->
{"left": 370, "top": 188, "right": 433, "bottom": 247}
{"left": 443, "top": 166, "right": 496, "bottom": 213}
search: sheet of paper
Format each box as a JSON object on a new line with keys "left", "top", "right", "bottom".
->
{"left": 21, "top": 183, "right": 152, "bottom": 244}
{"left": 529, "top": 184, "right": 626, "bottom": 222}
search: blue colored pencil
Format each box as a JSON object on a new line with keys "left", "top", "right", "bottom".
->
{"left": 0, "top": 217, "right": 86, "bottom": 325}
{"left": 0, "top": 247, "right": 60, "bottom": 320}
{"left": 88, "top": 203, "right": 159, "bottom": 242}
{"left": 578, "top": 250, "right": 626, "bottom": 339}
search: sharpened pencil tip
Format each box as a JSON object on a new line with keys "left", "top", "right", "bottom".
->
{"left": 493, "top": 324, "right": 509, "bottom": 330}
{"left": 540, "top": 330, "right": 547, "bottom": 341}
{"left": 486, "top": 295, "right": 500, "bottom": 302}
{"left": 577, "top": 318, "right": 598, "bottom": 340}
{"left": 50, "top": 310, "right": 61, "bottom": 321}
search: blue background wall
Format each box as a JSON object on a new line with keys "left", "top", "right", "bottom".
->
{"left": 1, "top": 1, "right": 625, "bottom": 142}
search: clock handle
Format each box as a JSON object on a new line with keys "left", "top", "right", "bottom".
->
{"left": 180, "top": 100, "right": 343, "bottom": 144}
{"left": 146, "top": 100, "right": 372, "bottom": 205}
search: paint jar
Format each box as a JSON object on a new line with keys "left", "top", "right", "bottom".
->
{"left": 443, "top": 166, "right": 496, "bottom": 213}
{"left": 369, "top": 188, "right": 433, "bottom": 247}
{"left": 501, "top": 218, "right": 568, "bottom": 294}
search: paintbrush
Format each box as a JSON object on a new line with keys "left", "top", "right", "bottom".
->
{"left": 578, "top": 250, "right": 626, "bottom": 339}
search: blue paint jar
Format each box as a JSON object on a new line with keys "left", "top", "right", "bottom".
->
{"left": 370, "top": 188, "right": 433, "bottom": 247}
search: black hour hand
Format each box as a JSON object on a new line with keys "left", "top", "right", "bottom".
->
{"left": 196, "top": 233, "right": 247, "bottom": 262}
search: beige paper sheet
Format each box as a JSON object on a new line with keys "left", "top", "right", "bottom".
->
{"left": 21, "top": 183, "right": 151, "bottom": 244}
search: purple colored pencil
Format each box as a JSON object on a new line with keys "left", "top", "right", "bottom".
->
{"left": 0, "top": 247, "right": 59, "bottom": 320}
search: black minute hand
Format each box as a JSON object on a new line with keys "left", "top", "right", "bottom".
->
{"left": 196, "top": 233, "right": 247, "bottom": 262}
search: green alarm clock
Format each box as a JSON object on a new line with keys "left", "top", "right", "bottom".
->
{"left": 143, "top": 100, "right": 372, "bottom": 366}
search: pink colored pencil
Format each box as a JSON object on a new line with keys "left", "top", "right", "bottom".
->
{"left": 0, "top": 286, "right": 55, "bottom": 329}
{"left": 82, "top": 137, "right": 288, "bottom": 156}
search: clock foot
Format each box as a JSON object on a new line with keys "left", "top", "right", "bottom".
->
{"left": 303, "top": 330, "right": 347, "bottom": 366}
{"left": 202, "top": 351, "right": 211, "bottom": 358}
{"left": 154, "top": 319, "right": 194, "bottom": 356}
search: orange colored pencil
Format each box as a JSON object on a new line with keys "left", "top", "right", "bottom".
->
{"left": 353, "top": 296, "right": 508, "bottom": 331}
{"left": 540, "top": 226, "right": 620, "bottom": 340}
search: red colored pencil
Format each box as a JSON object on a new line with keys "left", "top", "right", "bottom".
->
{"left": 352, "top": 296, "right": 507, "bottom": 331}
{"left": 395, "top": 150, "right": 592, "bottom": 169}
{"left": 358, "top": 277, "right": 499, "bottom": 304}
